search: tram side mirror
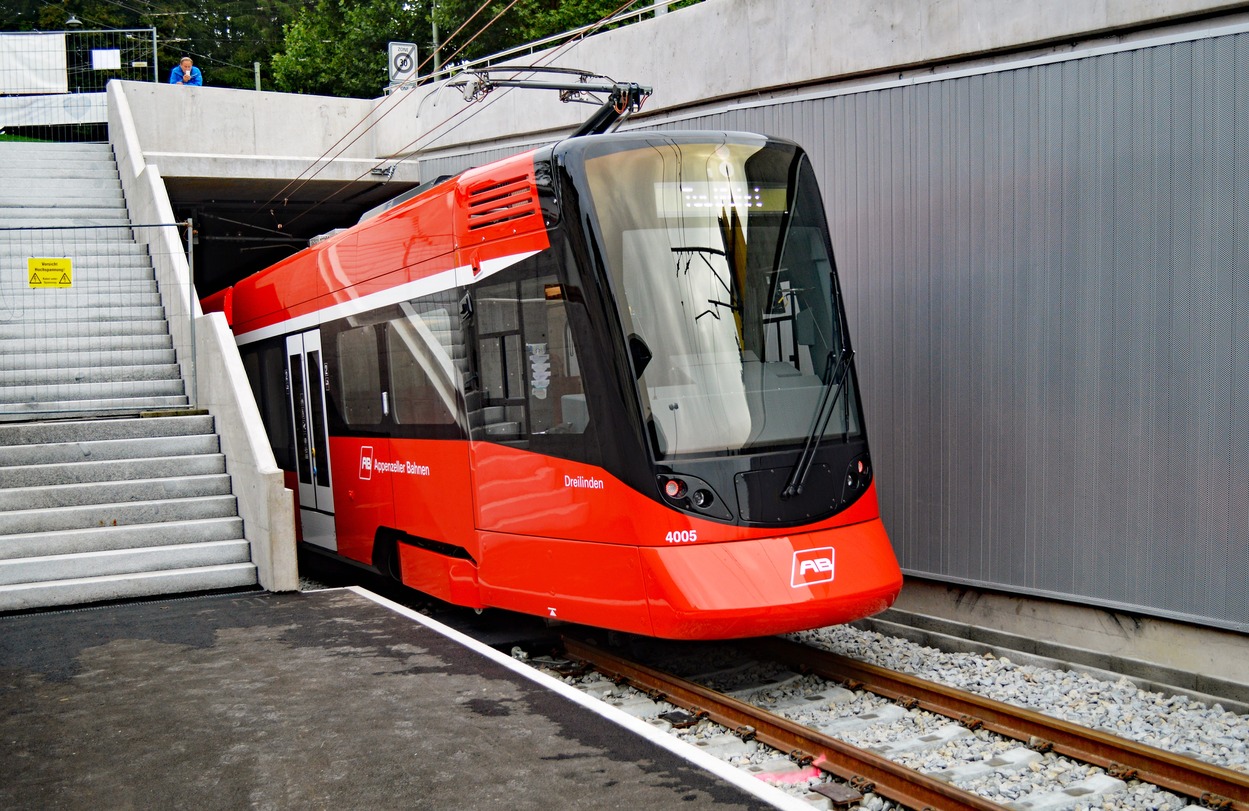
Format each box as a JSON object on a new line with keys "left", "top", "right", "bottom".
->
{"left": 628, "top": 333, "right": 652, "bottom": 378}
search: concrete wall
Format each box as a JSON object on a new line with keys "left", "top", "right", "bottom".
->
{"left": 108, "top": 83, "right": 299, "bottom": 592}
{"left": 115, "top": 80, "right": 418, "bottom": 184}
{"left": 372, "top": 0, "right": 1249, "bottom": 157}
{"left": 196, "top": 313, "right": 299, "bottom": 592}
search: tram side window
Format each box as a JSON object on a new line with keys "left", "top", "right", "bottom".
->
{"left": 242, "top": 342, "right": 295, "bottom": 470}
{"left": 474, "top": 273, "right": 587, "bottom": 440}
{"left": 386, "top": 304, "right": 459, "bottom": 426}
{"left": 521, "top": 275, "right": 586, "bottom": 435}
{"left": 337, "top": 325, "right": 382, "bottom": 425}
{"left": 476, "top": 284, "right": 523, "bottom": 402}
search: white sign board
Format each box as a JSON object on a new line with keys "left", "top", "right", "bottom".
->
{"left": 388, "top": 41, "right": 417, "bottom": 86}
{"left": 91, "top": 49, "right": 122, "bottom": 71}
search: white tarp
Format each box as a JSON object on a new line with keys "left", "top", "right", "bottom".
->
{"left": 0, "top": 93, "right": 106, "bottom": 127}
{"left": 0, "top": 33, "right": 69, "bottom": 94}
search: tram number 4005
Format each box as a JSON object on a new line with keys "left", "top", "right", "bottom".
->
{"left": 665, "top": 530, "right": 698, "bottom": 544}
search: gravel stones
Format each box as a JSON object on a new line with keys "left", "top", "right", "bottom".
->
{"left": 792, "top": 625, "right": 1249, "bottom": 775}
{"left": 530, "top": 623, "right": 1248, "bottom": 809}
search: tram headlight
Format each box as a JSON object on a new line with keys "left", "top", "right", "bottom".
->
{"left": 663, "top": 478, "right": 688, "bottom": 499}
{"left": 843, "top": 455, "right": 872, "bottom": 499}
{"left": 691, "top": 489, "right": 714, "bottom": 509}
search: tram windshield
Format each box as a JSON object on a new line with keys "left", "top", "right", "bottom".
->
{"left": 581, "top": 135, "right": 861, "bottom": 459}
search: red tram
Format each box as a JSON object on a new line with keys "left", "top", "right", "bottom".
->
{"left": 204, "top": 127, "right": 902, "bottom": 639}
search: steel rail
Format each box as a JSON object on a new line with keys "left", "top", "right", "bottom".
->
{"left": 561, "top": 637, "right": 1007, "bottom": 811}
{"left": 748, "top": 636, "right": 1249, "bottom": 811}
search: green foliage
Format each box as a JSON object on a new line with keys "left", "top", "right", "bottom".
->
{"left": 434, "top": 0, "right": 634, "bottom": 64}
{"left": 271, "top": 0, "right": 427, "bottom": 98}
{"left": 0, "top": 0, "right": 705, "bottom": 97}
{"left": 1, "top": 0, "right": 302, "bottom": 92}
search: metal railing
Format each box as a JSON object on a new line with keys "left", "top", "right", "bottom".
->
{"left": 0, "top": 221, "right": 196, "bottom": 421}
{"left": 0, "top": 28, "right": 157, "bottom": 142}
{"left": 389, "top": 0, "right": 694, "bottom": 92}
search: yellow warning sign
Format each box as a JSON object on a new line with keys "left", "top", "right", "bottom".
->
{"left": 28, "top": 257, "right": 73, "bottom": 288}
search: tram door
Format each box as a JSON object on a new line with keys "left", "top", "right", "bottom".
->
{"left": 286, "top": 330, "right": 336, "bottom": 550}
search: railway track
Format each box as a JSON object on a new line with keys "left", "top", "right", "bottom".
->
{"left": 556, "top": 636, "right": 1249, "bottom": 811}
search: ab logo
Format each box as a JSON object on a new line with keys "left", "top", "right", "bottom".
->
{"left": 359, "top": 446, "right": 374, "bottom": 480}
{"left": 791, "top": 547, "right": 835, "bottom": 588}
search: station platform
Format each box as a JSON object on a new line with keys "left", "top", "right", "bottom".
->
{"left": 0, "top": 587, "right": 806, "bottom": 810}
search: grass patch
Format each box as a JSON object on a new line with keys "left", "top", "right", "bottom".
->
{"left": 0, "top": 133, "right": 50, "bottom": 143}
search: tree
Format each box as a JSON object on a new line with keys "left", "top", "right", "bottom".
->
{"left": 2, "top": 0, "right": 301, "bottom": 92}
{"left": 1, "top": 0, "right": 707, "bottom": 99}
{"left": 2, "top": 0, "right": 132, "bottom": 32}
{"left": 272, "top": 0, "right": 429, "bottom": 98}
{"left": 433, "top": 0, "right": 631, "bottom": 65}
{"left": 145, "top": 0, "right": 304, "bottom": 89}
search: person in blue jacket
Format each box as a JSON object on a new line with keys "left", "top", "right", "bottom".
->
{"left": 169, "top": 57, "right": 202, "bottom": 86}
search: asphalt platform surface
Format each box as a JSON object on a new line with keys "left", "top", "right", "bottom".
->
{"left": 0, "top": 588, "right": 788, "bottom": 810}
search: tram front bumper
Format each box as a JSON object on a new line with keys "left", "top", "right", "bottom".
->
{"left": 638, "top": 517, "right": 902, "bottom": 640}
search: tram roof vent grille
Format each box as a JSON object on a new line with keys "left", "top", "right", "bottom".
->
{"left": 465, "top": 175, "right": 539, "bottom": 232}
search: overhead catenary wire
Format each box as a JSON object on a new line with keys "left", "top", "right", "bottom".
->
{"left": 254, "top": 0, "right": 521, "bottom": 215}
{"left": 269, "top": 0, "right": 650, "bottom": 232}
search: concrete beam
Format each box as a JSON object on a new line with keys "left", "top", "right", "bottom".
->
{"left": 112, "top": 81, "right": 419, "bottom": 184}
{"left": 372, "top": 0, "right": 1249, "bottom": 156}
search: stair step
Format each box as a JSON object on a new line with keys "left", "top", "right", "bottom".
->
{"left": 0, "top": 432, "right": 219, "bottom": 464}
{"left": 3, "top": 162, "right": 119, "bottom": 176}
{"left": 0, "top": 377, "right": 186, "bottom": 406}
{"left": 0, "top": 217, "right": 132, "bottom": 228}
{"left": 0, "top": 153, "right": 116, "bottom": 165}
{"left": 0, "top": 194, "right": 125, "bottom": 209}
{"left": 0, "top": 266, "right": 157, "bottom": 283}
{"left": 0, "top": 192, "right": 125, "bottom": 207}
{"left": 0, "top": 363, "right": 183, "bottom": 388}
{"left": 0, "top": 394, "right": 190, "bottom": 422}
{"left": 0, "top": 290, "right": 161, "bottom": 310}
{"left": 0, "top": 453, "right": 224, "bottom": 489}
{"left": 0, "top": 319, "right": 172, "bottom": 340}
{"left": 0, "top": 173, "right": 119, "bottom": 188}
{"left": 2, "top": 166, "right": 120, "bottom": 180}
{"left": 0, "top": 304, "right": 166, "bottom": 322}
{"left": 0, "top": 563, "right": 259, "bottom": 612}
{"left": 0, "top": 473, "right": 232, "bottom": 512}
{"left": 0, "top": 432, "right": 218, "bottom": 468}
{"left": 0, "top": 348, "right": 176, "bottom": 371}
{"left": 0, "top": 334, "right": 172, "bottom": 358}
{"left": 0, "top": 206, "right": 129, "bottom": 220}
{"left": 0, "top": 244, "right": 149, "bottom": 260}
{"left": 0, "top": 414, "right": 214, "bottom": 447}
{"left": 0, "top": 540, "right": 252, "bottom": 585}
{"left": 0, "top": 494, "right": 238, "bottom": 535}
{"left": 0, "top": 268, "right": 157, "bottom": 283}
{"left": 0, "top": 141, "right": 112, "bottom": 153}
{"left": 0, "top": 278, "right": 158, "bottom": 294}
{"left": 0, "top": 516, "right": 244, "bottom": 559}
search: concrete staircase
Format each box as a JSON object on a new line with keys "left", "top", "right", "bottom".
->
{"left": 0, "top": 415, "right": 257, "bottom": 609}
{"left": 0, "top": 141, "right": 188, "bottom": 419}
{"left": 0, "top": 141, "right": 258, "bottom": 610}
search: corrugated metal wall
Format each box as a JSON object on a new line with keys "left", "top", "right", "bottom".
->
{"left": 421, "top": 29, "right": 1249, "bottom": 632}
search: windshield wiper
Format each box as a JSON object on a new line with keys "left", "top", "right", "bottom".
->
{"left": 672, "top": 246, "right": 739, "bottom": 322}
{"left": 781, "top": 347, "right": 854, "bottom": 499}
